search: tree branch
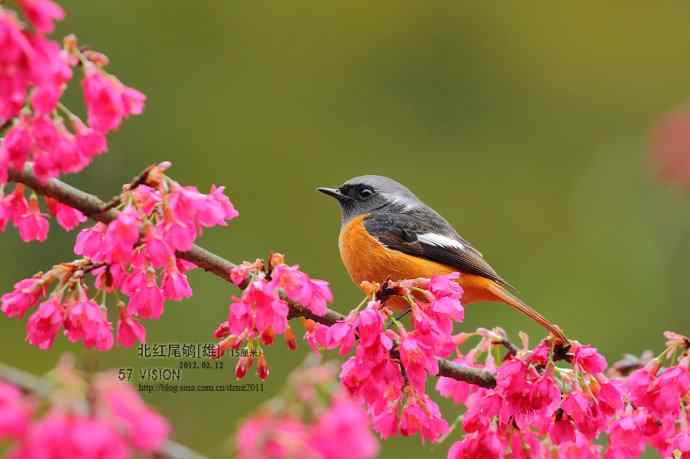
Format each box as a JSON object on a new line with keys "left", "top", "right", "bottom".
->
{"left": 0, "top": 363, "right": 209, "bottom": 459}
{"left": 7, "top": 164, "right": 497, "bottom": 389}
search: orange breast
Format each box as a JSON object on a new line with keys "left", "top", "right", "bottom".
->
{"left": 338, "top": 215, "right": 499, "bottom": 305}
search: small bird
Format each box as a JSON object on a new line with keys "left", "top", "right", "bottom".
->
{"left": 318, "top": 175, "right": 567, "bottom": 343}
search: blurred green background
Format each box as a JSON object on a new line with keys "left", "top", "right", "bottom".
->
{"left": 2, "top": 2, "right": 690, "bottom": 458}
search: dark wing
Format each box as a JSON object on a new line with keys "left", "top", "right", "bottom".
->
{"left": 364, "top": 210, "right": 515, "bottom": 290}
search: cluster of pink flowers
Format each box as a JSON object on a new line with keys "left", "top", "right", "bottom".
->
{"left": 439, "top": 333, "right": 611, "bottom": 458}
{"left": 0, "top": 0, "right": 145, "bottom": 179}
{"left": 437, "top": 329, "right": 690, "bottom": 459}
{"left": 0, "top": 0, "right": 146, "bottom": 242}
{"left": 214, "top": 253, "right": 332, "bottom": 380}
{"left": 234, "top": 361, "right": 378, "bottom": 459}
{"left": 0, "top": 183, "right": 86, "bottom": 242}
{"left": 0, "top": 260, "right": 123, "bottom": 350}
{"left": 299, "top": 273, "right": 690, "bottom": 459}
{"left": 304, "top": 273, "right": 465, "bottom": 443}
{"left": 0, "top": 163, "right": 238, "bottom": 350}
{"left": 0, "top": 0, "right": 67, "bottom": 126}
{"left": 0, "top": 363, "right": 169, "bottom": 458}
{"left": 614, "top": 331, "right": 690, "bottom": 459}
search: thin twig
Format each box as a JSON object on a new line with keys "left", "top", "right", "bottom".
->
{"left": 0, "top": 363, "right": 208, "bottom": 459}
{"left": 7, "top": 164, "right": 498, "bottom": 389}
{"left": 100, "top": 163, "right": 157, "bottom": 213}
{"left": 491, "top": 338, "right": 518, "bottom": 359}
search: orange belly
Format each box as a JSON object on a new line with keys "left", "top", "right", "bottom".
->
{"left": 338, "top": 215, "right": 499, "bottom": 305}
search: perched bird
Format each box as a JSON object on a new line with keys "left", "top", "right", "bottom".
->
{"left": 318, "top": 175, "right": 567, "bottom": 343}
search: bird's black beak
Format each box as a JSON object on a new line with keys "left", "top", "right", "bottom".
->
{"left": 317, "top": 187, "right": 348, "bottom": 201}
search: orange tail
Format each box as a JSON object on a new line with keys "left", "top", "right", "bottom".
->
{"left": 460, "top": 274, "right": 568, "bottom": 344}
{"left": 487, "top": 282, "right": 568, "bottom": 344}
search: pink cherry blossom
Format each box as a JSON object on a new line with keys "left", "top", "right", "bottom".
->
{"left": 207, "top": 185, "right": 239, "bottom": 221}
{"left": 196, "top": 185, "right": 239, "bottom": 228}
{"left": 429, "top": 272, "right": 464, "bottom": 309}
{"left": 96, "top": 377, "right": 169, "bottom": 453}
{"left": 327, "top": 316, "right": 358, "bottom": 355}
{"left": 165, "top": 183, "right": 238, "bottom": 238}
{"left": 70, "top": 116, "right": 107, "bottom": 159}
{"left": 159, "top": 212, "right": 195, "bottom": 251}
{"left": 572, "top": 344, "right": 608, "bottom": 374}
{"left": 131, "top": 185, "right": 160, "bottom": 214}
{"left": 1, "top": 362, "right": 171, "bottom": 457}
{"left": 18, "top": 0, "right": 64, "bottom": 33}
{"left": 357, "top": 305, "right": 387, "bottom": 348}
{"left": 15, "top": 195, "right": 48, "bottom": 242}
{"left": 0, "top": 13, "right": 33, "bottom": 124}
{"left": 550, "top": 415, "right": 576, "bottom": 445}
{"left": 127, "top": 277, "right": 164, "bottom": 319}
{"left": 166, "top": 185, "right": 206, "bottom": 222}
{"left": 235, "top": 415, "right": 308, "bottom": 459}
{"left": 447, "top": 430, "right": 503, "bottom": 459}
{"left": 654, "top": 365, "right": 690, "bottom": 413}
{"left": 25, "top": 297, "right": 63, "bottom": 349}
{"left": 28, "top": 37, "right": 71, "bottom": 116}
{"left": 464, "top": 386, "right": 504, "bottom": 432}
{"left": 0, "top": 151, "right": 7, "bottom": 187}
{"left": 595, "top": 380, "right": 623, "bottom": 416}
{"left": 561, "top": 392, "right": 607, "bottom": 440}
{"left": 116, "top": 309, "right": 146, "bottom": 347}
{"left": 161, "top": 266, "right": 192, "bottom": 301}
{"left": 121, "top": 265, "right": 146, "bottom": 296}
{"left": 26, "top": 114, "right": 62, "bottom": 180}
{"left": 627, "top": 362, "right": 690, "bottom": 420}
{"left": 496, "top": 359, "right": 560, "bottom": 430}
{"left": 310, "top": 396, "right": 379, "bottom": 459}
{"left": 63, "top": 294, "right": 113, "bottom": 350}
{"left": 605, "top": 411, "right": 646, "bottom": 459}
{"left": 1, "top": 122, "right": 32, "bottom": 173}
{"left": 234, "top": 279, "right": 288, "bottom": 337}
{"left": 235, "top": 360, "right": 378, "bottom": 459}
{"left": 92, "top": 264, "right": 126, "bottom": 293}
{"left": 398, "top": 391, "right": 448, "bottom": 442}
{"left": 306, "top": 278, "right": 332, "bottom": 317}
{"left": 4, "top": 185, "right": 29, "bottom": 224}
{"left": 268, "top": 264, "right": 311, "bottom": 305}
{"left": 230, "top": 265, "right": 249, "bottom": 286}
{"left": 0, "top": 381, "right": 32, "bottom": 440}
{"left": 16, "top": 412, "right": 128, "bottom": 459}
{"left": 103, "top": 205, "right": 140, "bottom": 262}
{"left": 116, "top": 303, "right": 145, "bottom": 336}
{"left": 1, "top": 276, "right": 45, "bottom": 318}
{"left": 303, "top": 320, "right": 335, "bottom": 354}
{"left": 81, "top": 70, "right": 146, "bottom": 134}
{"left": 268, "top": 263, "right": 332, "bottom": 316}
{"left": 74, "top": 222, "right": 106, "bottom": 259}
{"left": 143, "top": 226, "right": 173, "bottom": 267}
{"left": 668, "top": 431, "right": 690, "bottom": 459}
{"left": 45, "top": 197, "right": 86, "bottom": 230}
{"left": 371, "top": 408, "right": 398, "bottom": 439}
{"left": 400, "top": 331, "right": 438, "bottom": 391}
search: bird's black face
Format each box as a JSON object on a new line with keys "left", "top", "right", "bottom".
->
{"left": 318, "top": 175, "right": 419, "bottom": 223}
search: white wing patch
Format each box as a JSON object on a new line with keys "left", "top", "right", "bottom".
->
{"left": 385, "top": 194, "right": 418, "bottom": 212}
{"left": 417, "top": 233, "right": 465, "bottom": 251}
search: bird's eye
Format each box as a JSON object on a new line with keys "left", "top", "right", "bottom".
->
{"left": 358, "top": 188, "right": 374, "bottom": 199}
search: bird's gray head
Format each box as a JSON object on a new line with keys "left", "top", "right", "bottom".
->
{"left": 318, "top": 175, "right": 420, "bottom": 223}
